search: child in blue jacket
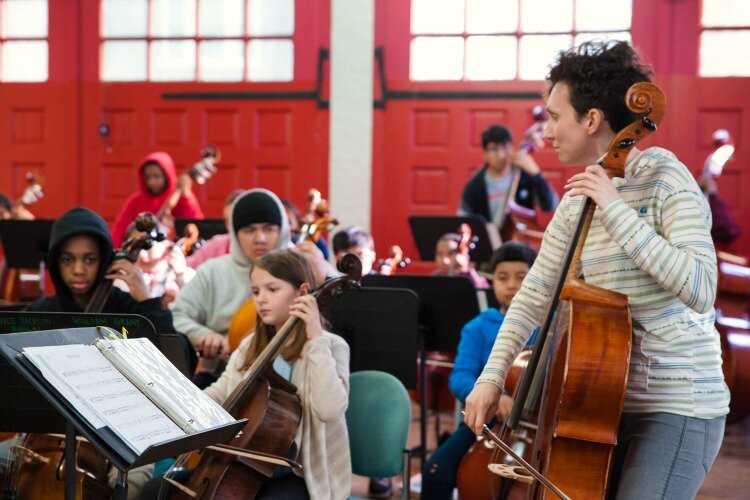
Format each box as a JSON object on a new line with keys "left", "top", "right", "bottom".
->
{"left": 421, "top": 241, "right": 536, "bottom": 499}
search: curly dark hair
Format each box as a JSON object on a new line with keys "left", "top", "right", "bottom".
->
{"left": 547, "top": 40, "right": 654, "bottom": 133}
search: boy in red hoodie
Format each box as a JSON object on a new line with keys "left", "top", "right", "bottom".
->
{"left": 111, "top": 152, "right": 204, "bottom": 247}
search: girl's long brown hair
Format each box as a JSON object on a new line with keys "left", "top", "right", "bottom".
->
{"left": 240, "top": 249, "right": 317, "bottom": 371}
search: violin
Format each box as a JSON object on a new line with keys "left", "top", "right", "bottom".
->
{"left": 483, "top": 82, "right": 666, "bottom": 499}
{"left": 162, "top": 257, "right": 361, "bottom": 499}
{"left": 376, "top": 245, "right": 410, "bottom": 275}
{"left": 298, "top": 188, "right": 338, "bottom": 244}
{"left": 157, "top": 144, "right": 220, "bottom": 234}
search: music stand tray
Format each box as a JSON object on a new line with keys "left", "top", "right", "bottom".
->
{"left": 327, "top": 286, "right": 419, "bottom": 389}
{"left": 0, "top": 327, "right": 245, "bottom": 499}
{"left": 174, "top": 218, "right": 226, "bottom": 240}
{"left": 0, "top": 219, "right": 55, "bottom": 268}
{"left": 408, "top": 215, "right": 500, "bottom": 265}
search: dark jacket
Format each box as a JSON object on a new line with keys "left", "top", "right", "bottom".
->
{"left": 459, "top": 165, "right": 558, "bottom": 222}
{"left": 24, "top": 206, "right": 176, "bottom": 337}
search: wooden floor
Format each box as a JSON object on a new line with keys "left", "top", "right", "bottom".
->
{"left": 351, "top": 404, "right": 750, "bottom": 499}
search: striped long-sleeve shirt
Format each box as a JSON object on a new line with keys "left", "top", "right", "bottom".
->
{"left": 478, "top": 147, "right": 730, "bottom": 418}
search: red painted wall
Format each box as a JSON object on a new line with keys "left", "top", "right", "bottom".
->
{"left": 1, "top": 0, "right": 747, "bottom": 263}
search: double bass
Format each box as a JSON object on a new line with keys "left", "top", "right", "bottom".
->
{"left": 473, "top": 82, "right": 666, "bottom": 499}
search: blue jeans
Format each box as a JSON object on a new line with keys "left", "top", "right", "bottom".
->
{"left": 421, "top": 422, "right": 477, "bottom": 500}
{"left": 609, "top": 412, "right": 725, "bottom": 500}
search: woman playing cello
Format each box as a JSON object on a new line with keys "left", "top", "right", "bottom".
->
{"left": 464, "top": 40, "right": 728, "bottom": 499}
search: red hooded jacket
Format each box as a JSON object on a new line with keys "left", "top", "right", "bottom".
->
{"left": 110, "top": 152, "right": 204, "bottom": 247}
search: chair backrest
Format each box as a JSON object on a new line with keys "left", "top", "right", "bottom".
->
{"left": 346, "top": 370, "right": 411, "bottom": 478}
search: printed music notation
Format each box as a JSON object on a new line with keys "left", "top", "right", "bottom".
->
{"left": 23, "top": 337, "right": 234, "bottom": 455}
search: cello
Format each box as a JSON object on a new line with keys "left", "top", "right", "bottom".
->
{"left": 498, "top": 105, "right": 549, "bottom": 250}
{"left": 157, "top": 144, "right": 220, "bottom": 238}
{"left": 162, "top": 255, "right": 361, "bottom": 499}
{"left": 477, "top": 82, "right": 666, "bottom": 499}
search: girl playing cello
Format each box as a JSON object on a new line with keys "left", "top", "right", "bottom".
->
{"left": 464, "top": 40, "right": 728, "bottom": 499}
{"left": 146, "top": 249, "right": 351, "bottom": 499}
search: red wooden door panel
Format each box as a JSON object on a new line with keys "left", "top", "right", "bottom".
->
{"left": 373, "top": 97, "right": 565, "bottom": 269}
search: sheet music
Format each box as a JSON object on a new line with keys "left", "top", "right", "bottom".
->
{"left": 23, "top": 344, "right": 185, "bottom": 454}
{"left": 93, "top": 337, "right": 234, "bottom": 433}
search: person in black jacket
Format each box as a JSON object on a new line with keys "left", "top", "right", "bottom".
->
{"left": 17, "top": 206, "right": 182, "bottom": 497}
{"left": 25, "top": 206, "right": 175, "bottom": 337}
{"left": 458, "top": 124, "right": 558, "bottom": 225}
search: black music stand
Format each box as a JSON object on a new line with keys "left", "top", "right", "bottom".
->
{"left": 174, "top": 218, "right": 226, "bottom": 240}
{"left": 326, "top": 286, "right": 419, "bottom": 389}
{"left": 0, "top": 312, "right": 195, "bottom": 436}
{"left": 0, "top": 327, "right": 245, "bottom": 500}
{"left": 0, "top": 219, "right": 55, "bottom": 300}
{"left": 0, "top": 311, "right": 195, "bottom": 377}
{"left": 361, "top": 274, "right": 481, "bottom": 465}
{"left": 408, "top": 215, "right": 500, "bottom": 266}
{"left": 0, "top": 219, "right": 54, "bottom": 268}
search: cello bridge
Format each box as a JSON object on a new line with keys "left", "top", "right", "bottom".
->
{"left": 488, "top": 463, "right": 534, "bottom": 484}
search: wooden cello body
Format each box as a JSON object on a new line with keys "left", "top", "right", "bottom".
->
{"left": 181, "top": 367, "right": 302, "bottom": 498}
{"left": 530, "top": 281, "right": 631, "bottom": 498}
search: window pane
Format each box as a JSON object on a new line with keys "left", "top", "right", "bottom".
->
{"left": 412, "top": 0, "right": 465, "bottom": 35}
{"left": 152, "top": 0, "right": 197, "bottom": 37}
{"left": 519, "top": 34, "right": 572, "bottom": 80}
{"left": 200, "top": 40, "right": 244, "bottom": 81}
{"left": 101, "top": 40, "right": 147, "bottom": 81}
{"left": 5, "top": 0, "right": 48, "bottom": 37}
{"left": 575, "top": 31, "right": 631, "bottom": 47}
{"left": 2, "top": 41, "right": 47, "bottom": 81}
{"left": 576, "top": 0, "right": 631, "bottom": 31}
{"left": 702, "top": 0, "right": 750, "bottom": 27}
{"left": 151, "top": 40, "right": 196, "bottom": 81}
{"left": 466, "top": 35, "right": 516, "bottom": 80}
{"left": 466, "top": 0, "right": 518, "bottom": 34}
{"left": 410, "top": 36, "right": 464, "bottom": 80}
{"left": 521, "top": 0, "right": 572, "bottom": 33}
{"left": 248, "top": 39, "right": 293, "bottom": 81}
{"left": 700, "top": 30, "right": 750, "bottom": 76}
{"left": 249, "top": 0, "right": 294, "bottom": 36}
{"left": 199, "top": 0, "right": 244, "bottom": 37}
{"left": 102, "top": 0, "right": 147, "bottom": 37}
